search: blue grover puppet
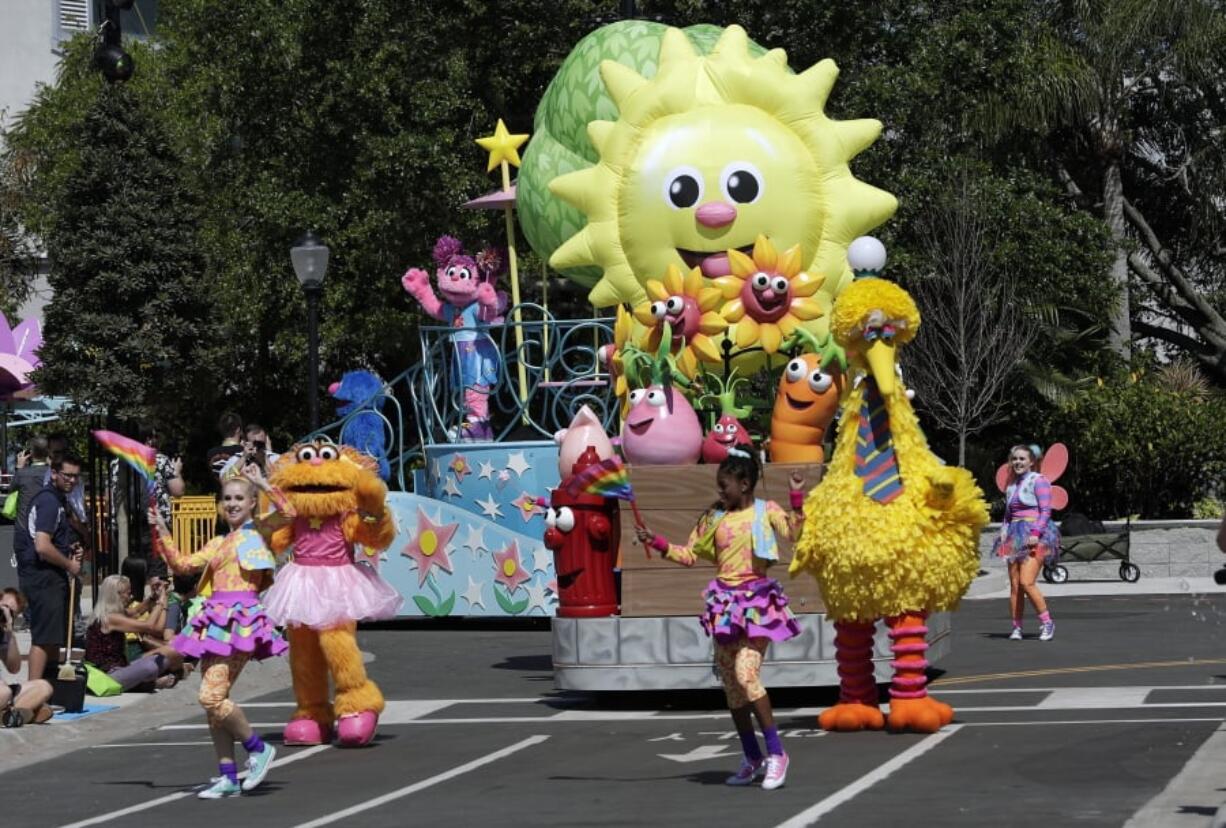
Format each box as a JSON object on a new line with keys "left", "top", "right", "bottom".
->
{"left": 328, "top": 370, "right": 390, "bottom": 480}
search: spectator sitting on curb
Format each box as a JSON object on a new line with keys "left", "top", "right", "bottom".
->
{"left": 85, "top": 575, "right": 183, "bottom": 691}
{"left": 0, "top": 588, "right": 53, "bottom": 727}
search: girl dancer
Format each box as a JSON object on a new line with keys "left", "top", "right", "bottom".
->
{"left": 148, "top": 463, "right": 291, "bottom": 799}
{"left": 635, "top": 453, "right": 805, "bottom": 791}
{"left": 994, "top": 444, "right": 1059, "bottom": 641}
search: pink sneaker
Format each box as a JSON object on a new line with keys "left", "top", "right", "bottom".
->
{"left": 762, "top": 752, "right": 789, "bottom": 791}
{"left": 336, "top": 711, "right": 378, "bottom": 747}
{"left": 725, "top": 756, "right": 765, "bottom": 786}
{"left": 283, "top": 718, "right": 330, "bottom": 746}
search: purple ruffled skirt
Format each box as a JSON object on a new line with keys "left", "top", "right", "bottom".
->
{"left": 700, "top": 577, "right": 801, "bottom": 644}
{"left": 992, "top": 519, "right": 1062, "bottom": 564}
{"left": 172, "top": 591, "right": 287, "bottom": 661}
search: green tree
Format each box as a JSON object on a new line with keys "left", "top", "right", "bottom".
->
{"left": 31, "top": 83, "right": 217, "bottom": 426}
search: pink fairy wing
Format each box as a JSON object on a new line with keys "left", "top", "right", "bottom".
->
{"left": 1050, "top": 485, "right": 1069, "bottom": 511}
{"left": 994, "top": 463, "right": 1010, "bottom": 493}
{"left": 1039, "top": 443, "right": 1068, "bottom": 483}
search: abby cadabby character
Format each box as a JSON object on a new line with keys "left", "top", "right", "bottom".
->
{"left": 402, "top": 237, "right": 508, "bottom": 442}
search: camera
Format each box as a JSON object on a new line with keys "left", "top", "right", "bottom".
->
{"left": 1214, "top": 568, "right": 1226, "bottom": 586}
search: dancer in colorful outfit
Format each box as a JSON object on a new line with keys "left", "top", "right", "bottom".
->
{"left": 149, "top": 463, "right": 290, "bottom": 799}
{"left": 635, "top": 453, "right": 805, "bottom": 791}
{"left": 993, "top": 444, "right": 1059, "bottom": 641}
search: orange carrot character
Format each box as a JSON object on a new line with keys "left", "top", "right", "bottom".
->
{"left": 769, "top": 330, "right": 845, "bottom": 464}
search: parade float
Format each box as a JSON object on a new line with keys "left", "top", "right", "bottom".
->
{"left": 311, "top": 21, "right": 969, "bottom": 693}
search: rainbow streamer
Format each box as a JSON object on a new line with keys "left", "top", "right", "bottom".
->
{"left": 93, "top": 429, "right": 157, "bottom": 482}
{"left": 564, "top": 455, "right": 635, "bottom": 502}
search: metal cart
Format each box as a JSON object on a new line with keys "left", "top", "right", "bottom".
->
{"left": 1044, "top": 519, "right": 1138, "bottom": 583}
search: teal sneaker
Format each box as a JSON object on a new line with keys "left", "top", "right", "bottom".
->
{"left": 242, "top": 744, "right": 277, "bottom": 792}
{"left": 197, "top": 776, "right": 241, "bottom": 799}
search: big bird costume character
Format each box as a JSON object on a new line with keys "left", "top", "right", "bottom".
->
{"left": 265, "top": 441, "right": 403, "bottom": 747}
{"left": 790, "top": 238, "right": 989, "bottom": 734}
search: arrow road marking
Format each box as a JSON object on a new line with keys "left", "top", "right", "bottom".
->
{"left": 659, "top": 744, "right": 740, "bottom": 763}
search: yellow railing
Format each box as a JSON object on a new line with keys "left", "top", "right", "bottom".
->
{"left": 170, "top": 496, "right": 219, "bottom": 556}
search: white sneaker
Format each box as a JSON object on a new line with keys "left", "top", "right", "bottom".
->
{"left": 761, "top": 752, "right": 789, "bottom": 791}
{"left": 197, "top": 776, "right": 241, "bottom": 799}
{"left": 242, "top": 744, "right": 277, "bottom": 791}
{"left": 1008, "top": 627, "right": 1023, "bottom": 640}
{"left": 725, "top": 756, "right": 764, "bottom": 786}
{"left": 1039, "top": 620, "right": 1055, "bottom": 641}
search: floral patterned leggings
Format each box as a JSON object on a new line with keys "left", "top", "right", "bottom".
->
{"left": 198, "top": 653, "right": 250, "bottom": 723}
{"left": 714, "top": 637, "right": 769, "bottom": 708}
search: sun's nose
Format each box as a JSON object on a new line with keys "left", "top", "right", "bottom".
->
{"left": 695, "top": 201, "right": 737, "bottom": 228}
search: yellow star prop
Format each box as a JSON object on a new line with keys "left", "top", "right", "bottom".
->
{"left": 476, "top": 119, "right": 529, "bottom": 172}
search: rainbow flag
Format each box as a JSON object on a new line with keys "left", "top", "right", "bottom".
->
{"left": 93, "top": 429, "right": 157, "bottom": 482}
{"left": 564, "top": 455, "right": 635, "bottom": 501}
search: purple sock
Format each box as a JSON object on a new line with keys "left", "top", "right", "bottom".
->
{"left": 219, "top": 761, "right": 238, "bottom": 784}
{"left": 737, "top": 728, "right": 763, "bottom": 762}
{"left": 763, "top": 726, "right": 784, "bottom": 756}
{"left": 242, "top": 732, "right": 265, "bottom": 754}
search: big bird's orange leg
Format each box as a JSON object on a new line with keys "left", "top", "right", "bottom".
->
{"left": 885, "top": 611, "right": 953, "bottom": 733}
{"left": 319, "top": 622, "right": 385, "bottom": 747}
{"left": 284, "top": 626, "right": 333, "bottom": 746}
{"left": 819, "top": 619, "right": 885, "bottom": 731}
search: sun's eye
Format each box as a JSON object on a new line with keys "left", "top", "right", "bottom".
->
{"left": 663, "top": 166, "right": 704, "bottom": 209}
{"left": 629, "top": 389, "right": 646, "bottom": 406}
{"left": 646, "top": 389, "right": 666, "bottom": 407}
{"left": 296, "top": 446, "right": 317, "bottom": 462}
{"left": 720, "top": 162, "right": 763, "bottom": 204}
{"left": 808, "top": 370, "right": 833, "bottom": 393}
{"left": 771, "top": 276, "right": 789, "bottom": 293}
{"left": 785, "top": 359, "right": 806, "bottom": 383}
{"left": 752, "top": 273, "right": 771, "bottom": 291}
{"left": 665, "top": 296, "right": 685, "bottom": 315}
{"left": 650, "top": 301, "right": 667, "bottom": 320}
{"left": 555, "top": 507, "right": 575, "bottom": 533}
{"left": 318, "top": 445, "right": 339, "bottom": 460}
{"left": 713, "top": 423, "right": 725, "bottom": 433}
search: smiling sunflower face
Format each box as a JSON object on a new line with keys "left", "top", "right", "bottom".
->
{"left": 548, "top": 24, "right": 897, "bottom": 341}
{"left": 632, "top": 265, "right": 726, "bottom": 377}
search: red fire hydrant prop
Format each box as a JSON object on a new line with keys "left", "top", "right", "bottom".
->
{"left": 544, "top": 445, "right": 620, "bottom": 617}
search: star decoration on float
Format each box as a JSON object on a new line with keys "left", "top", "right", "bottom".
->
{"left": 715, "top": 235, "right": 824, "bottom": 354}
{"left": 511, "top": 493, "right": 543, "bottom": 523}
{"left": 505, "top": 451, "right": 531, "bottom": 478}
{"left": 449, "top": 454, "right": 471, "bottom": 481}
{"left": 476, "top": 493, "right": 504, "bottom": 520}
{"left": 475, "top": 119, "right": 529, "bottom": 172}
{"left": 477, "top": 460, "right": 497, "bottom": 481}
{"left": 530, "top": 545, "right": 553, "bottom": 575}
{"left": 461, "top": 524, "right": 486, "bottom": 556}
{"left": 441, "top": 476, "right": 462, "bottom": 499}
{"left": 493, "top": 541, "right": 531, "bottom": 593}
{"left": 524, "top": 580, "right": 551, "bottom": 615}
{"left": 401, "top": 508, "right": 458, "bottom": 587}
{"left": 461, "top": 576, "right": 486, "bottom": 610}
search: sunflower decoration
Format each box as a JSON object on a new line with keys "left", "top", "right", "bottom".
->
{"left": 602, "top": 304, "right": 634, "bottom": 415}
{"left": 713, "top": 235, "right": 824, "bottom": 354}
{"left": 631, "top": 265, "right": 727, "bottom": 378}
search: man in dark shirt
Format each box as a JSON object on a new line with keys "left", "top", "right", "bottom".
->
{"left": 10, "top": 435, "right": 50, "bottom": 563}
{"left": 206, "top": 412, "right": 244, "bottom": 482}
{"left": 17, "top": 452, "right": 84, "bottom": 681}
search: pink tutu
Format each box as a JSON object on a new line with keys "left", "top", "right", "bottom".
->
{"left": 264, "top": 562, "right": 404, "bottom": 629}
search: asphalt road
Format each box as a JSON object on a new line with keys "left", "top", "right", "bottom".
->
{"left": 5, "top": 592, "right": 1226, "bottom": 827}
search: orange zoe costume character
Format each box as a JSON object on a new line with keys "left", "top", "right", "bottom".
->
{"left": 265, "top": 442, "right": 402, "bottom": 747}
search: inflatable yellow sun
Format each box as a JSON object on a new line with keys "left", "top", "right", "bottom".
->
{"left": 548, "top": 24, "right": 897, "bottom": 343}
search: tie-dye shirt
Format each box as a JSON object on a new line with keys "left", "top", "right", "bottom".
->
{"left": 663, "top": 501, "right": 799, "bottom": 586}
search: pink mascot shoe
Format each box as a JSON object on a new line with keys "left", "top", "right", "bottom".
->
{"left": 284, "top": 718, "right": 331, "bottom": 746}
{"left": 336, "top": 711, "right": 379, "bottom": 747}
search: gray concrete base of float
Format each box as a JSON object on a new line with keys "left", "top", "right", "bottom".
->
{"left": 551, "top": 612, "right": 951, "bottom": 692}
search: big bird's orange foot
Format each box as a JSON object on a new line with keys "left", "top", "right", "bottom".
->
{"left": 886, "top": 696, "right": 954, "bottom": 733}
{"left": 819, "top": 702, "right": 885, "bottom": 732}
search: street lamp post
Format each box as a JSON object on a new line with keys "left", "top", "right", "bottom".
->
{"left": 291, "top": 231, "right": 329, "bottom": 432}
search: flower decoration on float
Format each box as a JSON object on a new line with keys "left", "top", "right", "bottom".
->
{"left": 714, "top": 235, "right": 824, "bottom": 354}
{"left": 632, "top": 264, "right": 727, "bottom": 378}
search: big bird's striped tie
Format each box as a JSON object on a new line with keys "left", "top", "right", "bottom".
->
{"left": 855, "top": 377, "right": 903, "bottom": 503}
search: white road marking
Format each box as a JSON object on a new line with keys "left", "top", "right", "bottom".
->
{"left": 658, "top": 744, "right": 740, "bottom": 763}
{"left": 55, "top": 744, "right": 330, "bottom": 828}
{"left": 288, "top": 735, "right": 550, "bottom": 828}
{"left": 1125, "top": 720, "right": 1226, "bottom": 828}
{"left": 90, "top": 741, "right": 212, "bottom": 748}
{"left": 1037, "top": 687, "right": 1151, "bottom": 708}
{"left": 774, "top": 725, "right": 964, "bottom": 827}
